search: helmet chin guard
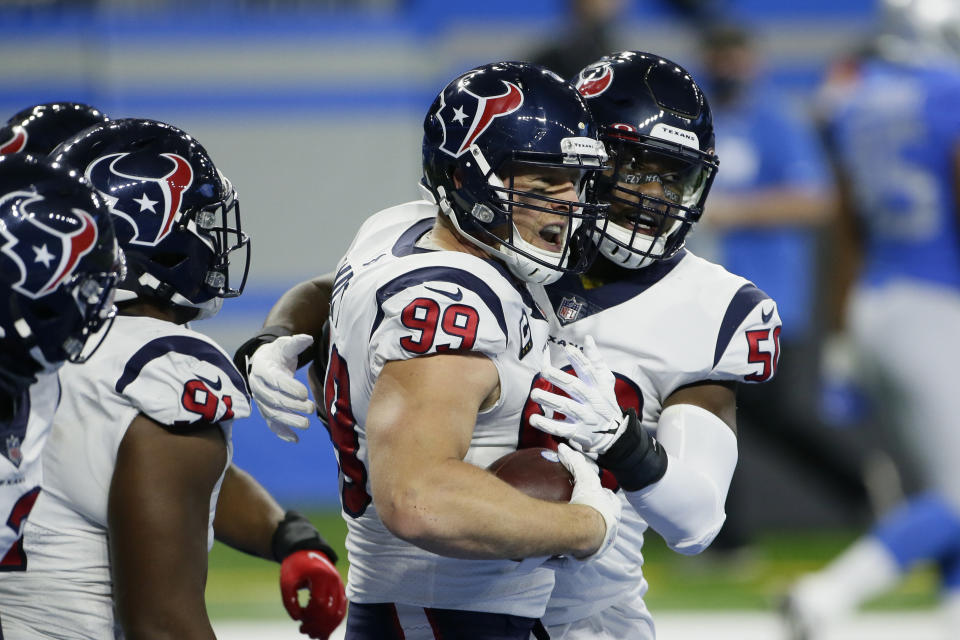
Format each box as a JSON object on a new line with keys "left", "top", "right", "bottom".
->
{"left": 594, "top": 219, "right": 674, "bottom": 270}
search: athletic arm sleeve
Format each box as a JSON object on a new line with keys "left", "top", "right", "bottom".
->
{"left": 624, "top": 404, "right": 737, "bottom": 555}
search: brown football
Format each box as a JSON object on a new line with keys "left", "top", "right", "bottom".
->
{"left": 487, "top": 447, "right": 574, "bottom": 502}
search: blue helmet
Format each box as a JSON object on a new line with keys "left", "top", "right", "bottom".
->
{"left": 0, "top": 102, "right": 109, "bottom": 157}
{"left": 51, "top": 118, "right": 250, "bottom": 320}
{"left": 573, "top": 52, "right": 719, "bottom": 269}
{"left": 421, "top": 61, "right": 609, "bottom": 284}
{"left": 0, "top": 154, "right": 122, "bottom": 393}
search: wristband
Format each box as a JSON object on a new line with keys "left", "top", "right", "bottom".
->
{"left": 597, "top": 408, "right": 668, "bottom": 491}
{"left": 233, "top": 325, "right": 318, "bottom": 382}
{"left": 271, "top": 510, "right": 338, "bottom": 564}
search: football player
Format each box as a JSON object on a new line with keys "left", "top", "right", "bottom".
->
{"left": 784, "top": 1, "right": 960, "bottom": 638}
{"left": 0, "top": 119, "right": 343, "bottom": 639}
{"left": 233, "top": 61, "right": 623, "bottom": 639}
{"left": 0, "top": 104, "right": 346, "bottom": 639}
{"left": 0, "top": 153, "right": 122, "bottom": 578}
{"left": 0, "top": 102, "right": 109, "bottom": 156}
{"left": 524, "top": 51, "right": 781, "bottom": 639}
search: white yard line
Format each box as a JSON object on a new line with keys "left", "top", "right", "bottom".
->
{"left": 214, "top": 610, "right": 946, "bottom": 640}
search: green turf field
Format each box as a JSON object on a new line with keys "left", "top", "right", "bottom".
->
{"left": 206, "top": 509, "right": 938, "bottom": 620}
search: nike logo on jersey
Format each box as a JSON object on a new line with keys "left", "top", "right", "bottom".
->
{"left": 425, "top": 285, "right": 464, "bottom": 302}
{"left": 592, "top": 427, "right": 620, "bottom": 435}
{"left": 196, "top": 374, "right": 222, "bottom": 391}
{"left": 761, "top": 305, "right": 774, "bottom": 324}
{"left": 362, "top": 253, "right": 386, "bottom": 267}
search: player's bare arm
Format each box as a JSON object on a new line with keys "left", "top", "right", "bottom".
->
{"left": 662, "top": 380, "right": 737, "bottom": 432}
{"left": 367, "top": 351, "right": 607, "bottom": 560}
{"left": 213, "top": 464, "right": 285, "bottom": 559}
{"left": 108, "top": 414, "right": 226, "bottom": 640}
{"left": 263, "top": 272, "right": 335, "bottom": 341}
{"left": 704, "top": 187, "right": 836, "bottom": 229}
{"left": 213, "top": 464, "right": 346, "bottom": 637}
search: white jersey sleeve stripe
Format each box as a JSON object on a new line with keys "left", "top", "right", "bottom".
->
{"left": 712, "top": 283, "right": 771, "bottom": 368}
{"left": 114, "top": 335, "right": 249, "bottom": 399}
{"left": 371, "top": 265, "right": 509, "bottom": 338}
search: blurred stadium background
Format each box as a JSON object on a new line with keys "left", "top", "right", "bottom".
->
{"left": 1, "top": 0, "right": 945, "bottom": 637}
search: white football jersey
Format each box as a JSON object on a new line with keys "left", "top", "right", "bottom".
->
{"left": 0, "top": 372, "right": 59, "bottom": 572}
{"left": 0, "top": 315, "right": 248, "bottom": 638}
{"left": 530, "top": 249, "right": 782, "bottom": 626}
{"left": 325, "top": 200, "right": 555, "bottom": 618}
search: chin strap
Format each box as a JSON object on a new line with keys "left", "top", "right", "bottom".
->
{"left": 422, "top": 187, "right": 567, "bottom": 285}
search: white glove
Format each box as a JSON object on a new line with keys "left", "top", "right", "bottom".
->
{"left": 557, "top": 443, "right": 621, "bottom": 561}
{"left": 248, "top": 334, "right": 316, "bottom": 442}
{"left": 529, "top": 336, "right": 627, "bottom": 457}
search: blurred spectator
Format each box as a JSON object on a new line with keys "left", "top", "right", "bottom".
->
{"left": 784, "top": 1, "right": 960, "bottom": 637}
{"left": 527, "top": 0, "right": 627, "bottom": 79}
{"left": 658, "top": 0, "right": 727, "bottom": 28}
{"left": 689, "top": 23, "right": 879, "bottom": 555}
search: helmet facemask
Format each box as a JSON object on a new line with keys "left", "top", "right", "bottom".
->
{"left": 2, "top": 243, "right": 122, "bottom": 387}
{"left": 116, "top": 175, "right": 250, "bottom": 321}
{"left": 593, "top": 133, "right": 717, "bottom": 269}
{"left": 441, "top": 140, "right": 609, "bottom": 284}
{"left": 189, "top": 180, "right": 250, "bottom": 300}
{"left": 60, "top": 255, "right": 123, "bottom": 363}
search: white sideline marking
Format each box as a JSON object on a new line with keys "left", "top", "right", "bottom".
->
{"left": 214, "top": 610, "right": 944, "bottom": 640}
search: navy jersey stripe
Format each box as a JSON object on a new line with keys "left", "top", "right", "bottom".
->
{"left": 391, "top": 217, "right": 436, "bottom": 257}
{"left": 389, "top": 214, "right": 543, "bottom": 316}
{"left": 371, "top": 266, "right": 508, "bottom": 340}
{"left": 713, "top": 284, "right": 770, "bottom": 369}
{"left": 545, "top": 249, "right": 687, "bottom": 321}
{"left": 115, "top": 336, "right": 249, "bottom": 397}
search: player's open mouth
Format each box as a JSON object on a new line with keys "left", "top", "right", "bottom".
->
{"left": 538, "top": 223, "right": 565, "bottom": 251}
{"left": 628, "top": 212, "right": 662, "bottom": 236}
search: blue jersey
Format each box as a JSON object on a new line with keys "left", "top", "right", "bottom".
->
{"left": 830, "top": 59, "right": 960, "bottom": 291}
{"left": 710, "top": 88, "right": 830, "bottom": 338}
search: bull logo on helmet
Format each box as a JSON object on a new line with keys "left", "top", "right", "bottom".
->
{"left": 0, "top": 190, "right": 99, "bottom": 299}
{"left": 575, "top": 63, "right": 614, "bottom": 98}
{"left": 0, "top": 127, "right": 27, "bottom": 155}
{"left": 86, "top": 152, "right": 193, "bottom": 247}
{"left": 436, "top": 80, "right": 524, "bottom": 158}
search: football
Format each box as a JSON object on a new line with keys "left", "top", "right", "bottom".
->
{"left": 487, "top": 447, "right": 574, "bottom": 502}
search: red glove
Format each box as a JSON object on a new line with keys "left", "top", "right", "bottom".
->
{"left": 280, "top": 550, "right": 347, "bottom": 639}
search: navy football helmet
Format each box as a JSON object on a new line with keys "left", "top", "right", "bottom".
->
{"left": 421, "top": 61, "right": 609, "bottom": 284}
{"left": 0, "top": 102, "right": 109, "bottom": 156}
{"left": 0, "top": 154, "right": 122, "bottom": 394}
{"left": 573, "top": 52, "right": 719, "bottom": 269}
{"left": 51, "top": 118, "right": 250, "bottom": 320}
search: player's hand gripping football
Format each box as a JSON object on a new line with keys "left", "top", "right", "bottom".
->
{"left": 557, "top": 443, "right": 622, "bottom": 560}
{"left": 280, "top": 550, "right": 347, "bottom": 639}
{"left": 248, "top": 334, "right": 316, "bottom": 442}
{"left": 529, "top": 336, "right": 629, "bottom": 457}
